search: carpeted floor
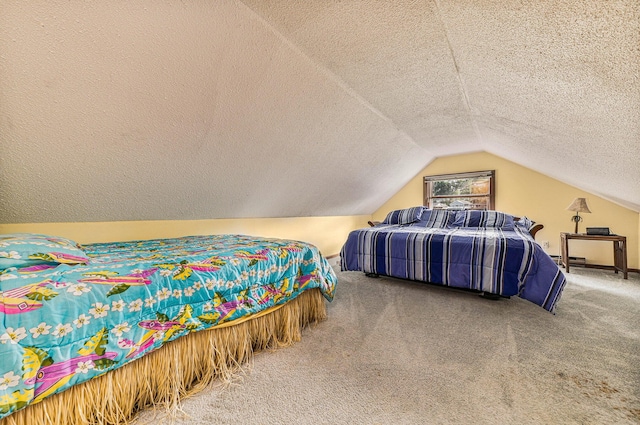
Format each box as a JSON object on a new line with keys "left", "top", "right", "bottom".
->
{"left": 137, "top": 266, "right": 640, "bottom": 425}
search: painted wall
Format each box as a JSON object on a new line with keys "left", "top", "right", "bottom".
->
{"left": 0, "top": 215, "right": 370, "bottom": 258}
{"left": 3, "top": 150, "right": 636, "bottom": 267}
{"left": 0, "top": 0, "right": 432, "bottom": 224}
{"left": 373, "top": 152, "right": 639, "bottom": 269}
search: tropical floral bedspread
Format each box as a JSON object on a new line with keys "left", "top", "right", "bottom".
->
{"left": 0, "top": 234, "right": 337, "bottom": 419}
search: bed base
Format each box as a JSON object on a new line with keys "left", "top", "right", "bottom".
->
{"left": 0, "top": 288, "right": 326, "bottom": 425}
{"left": 479, "top": 292, "right": 508, "bottom": 300}
{"left": 363, "top": 272, "right": 512, "bottom": 301}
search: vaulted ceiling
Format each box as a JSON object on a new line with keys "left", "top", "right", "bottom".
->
{"left": 1, "top": 0, "right": 638, "bottom": 224}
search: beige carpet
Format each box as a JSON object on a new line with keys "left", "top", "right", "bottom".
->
{"left": 137, "top": 266, "right": 640, "bottom": 425}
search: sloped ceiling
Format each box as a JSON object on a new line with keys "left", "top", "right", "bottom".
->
{"left": 1, "top": 0, "right": 638, "bottom": 224}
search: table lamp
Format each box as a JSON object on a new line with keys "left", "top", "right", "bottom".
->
{"left": 566, "top": 197, "right": 591, "bottom": 233}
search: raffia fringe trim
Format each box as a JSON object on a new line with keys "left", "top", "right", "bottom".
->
{"left": 1, "top": 288, "right": 327, "bottom": 425}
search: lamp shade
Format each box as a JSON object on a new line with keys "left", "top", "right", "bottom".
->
{"left": 566, "top": 197, "right": 591, "bottom": 213}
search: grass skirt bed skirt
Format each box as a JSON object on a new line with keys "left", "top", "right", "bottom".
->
{"left": 1, "top": 288, "right": 326, "bottom": 425}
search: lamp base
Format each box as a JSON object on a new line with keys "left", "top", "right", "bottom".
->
{"left": 571, "top": 214, "right": 582, "bottom": 233}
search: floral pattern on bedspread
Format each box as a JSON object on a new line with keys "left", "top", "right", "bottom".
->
{"left": 0, "top": 234, "right": 337, "bottom": 419}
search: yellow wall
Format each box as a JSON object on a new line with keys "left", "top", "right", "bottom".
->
{"left": 374, "top": 152, "right": 639, "bottom": 269}
{"left": 0, "top": 215, "right": 370, "bottom": 258}
{"left": 3, "top": 151, "right": 638, "bottom": 269}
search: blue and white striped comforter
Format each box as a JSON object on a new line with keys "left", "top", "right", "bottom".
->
{"left": 340, "top": 224, "right": 565, "bottom": 312}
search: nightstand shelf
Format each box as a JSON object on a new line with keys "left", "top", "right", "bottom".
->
{"left": 550, "top": 255, "right": 585, "bottom": 267}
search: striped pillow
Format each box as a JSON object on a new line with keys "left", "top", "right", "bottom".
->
{"left": 382, "top": 207, "right": 425, "bottom": 225}
{"left": 423, "top": 209, "right": 455, "bottom": 228}
{"left": 517, "top": 216, "right": 534, "bottom": 230}
{"left": 452, "top": 210, "right": 515, "bottom": 230}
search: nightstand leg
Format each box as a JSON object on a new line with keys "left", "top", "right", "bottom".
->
{"left": 613, "top": 241, "right": 619, "bottom": 274}
{"left": 621, "top": 240, "right": 628, "bottom": 279}
{"left": 561, "top": 234, "right": 570, "bottom": 273}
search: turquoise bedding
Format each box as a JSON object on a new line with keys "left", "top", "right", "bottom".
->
{"left": 0, "top": 234, "right": 337, "bottom": 419}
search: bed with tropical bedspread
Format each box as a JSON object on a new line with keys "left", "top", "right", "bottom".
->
{"left": 341, "top": 207, "right": 565, "bottom": 312}
{"left": 0, "top": 233, "right": 336, "bottom": 423}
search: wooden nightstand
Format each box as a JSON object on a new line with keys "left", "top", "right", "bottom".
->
{"left": 560, "top": 232, "right": 627, "bottom": 279}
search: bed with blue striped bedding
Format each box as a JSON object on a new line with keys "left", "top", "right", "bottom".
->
{"left": 340, "top": 213, "right": 566, "bottom": 312}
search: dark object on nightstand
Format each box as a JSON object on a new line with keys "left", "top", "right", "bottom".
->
{"left": 586, "top": 227, "right": 611, "bottom": 236}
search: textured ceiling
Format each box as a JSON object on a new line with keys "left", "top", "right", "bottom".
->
{"left": 1, "top": 0, "right": 638, "bottom": 224}
{"left": 240, "top": 0, "right": 640, "bottom": 211}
